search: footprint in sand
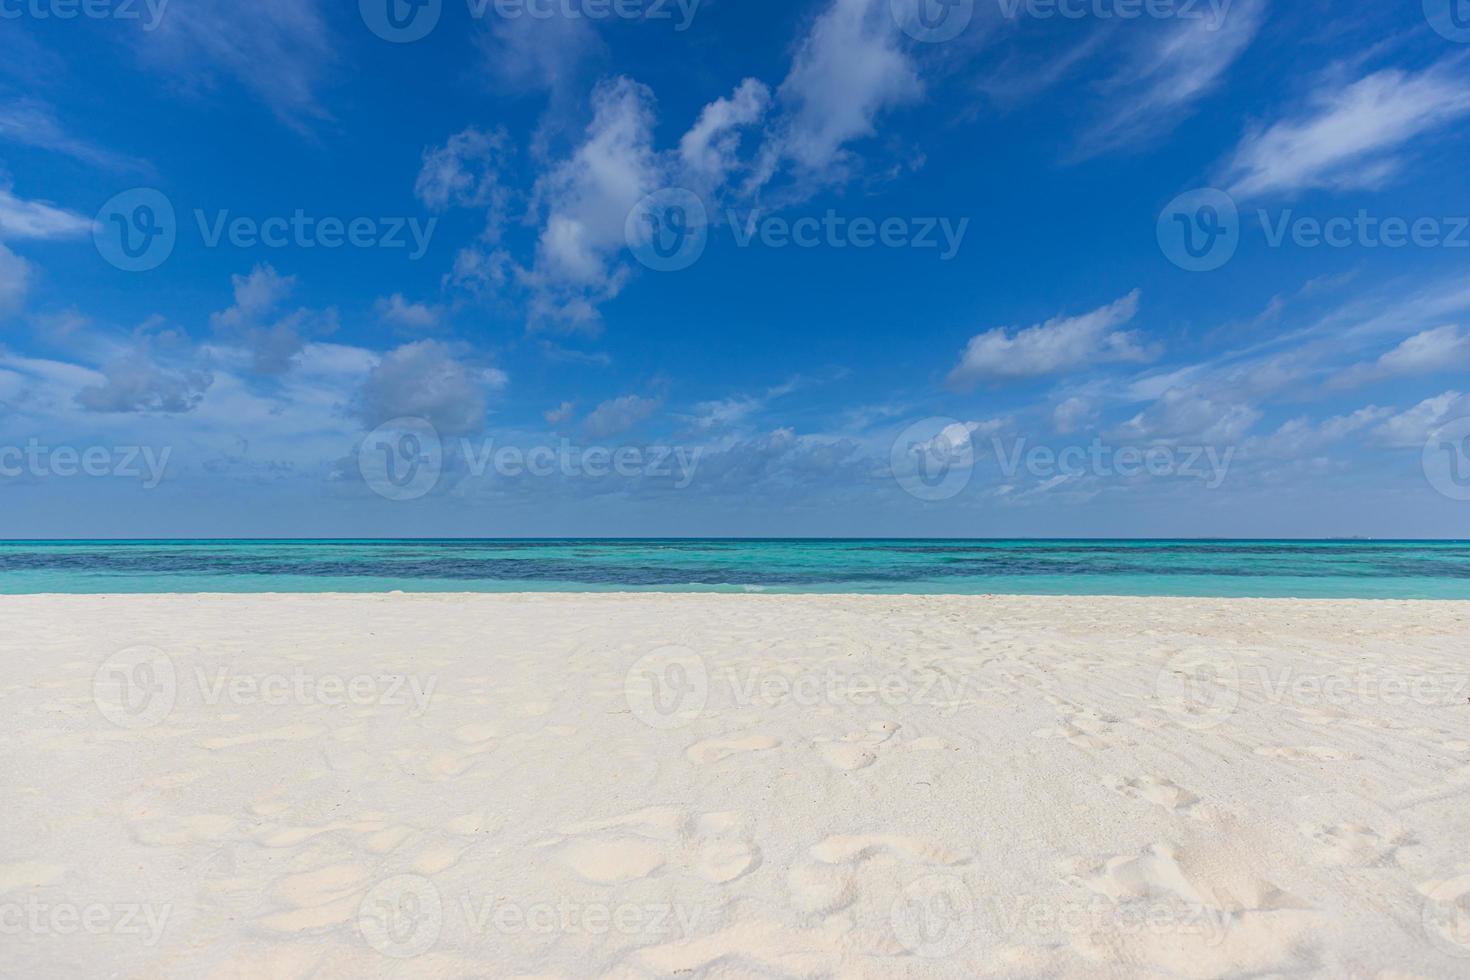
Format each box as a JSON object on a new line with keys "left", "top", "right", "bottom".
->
{"left": 685, "top": 733, "right": 781, "bottom": 765}
{"left": 814, "top": 721, "right": 900, "bottom": 771}
{"left": 555, "top": 806, "right": 760, "bottom": 885}
{"left": 1107, "top": 775, "right": 1201, "bottom": 817}
{"left": 1255, "top": 745, "right": 1360, "bottom": 762}
{"left": 1300, "top": 823, "right": 1403, "bottom": 867}
{"left": 789, "top": 832, "right": 970, "bottom": 916}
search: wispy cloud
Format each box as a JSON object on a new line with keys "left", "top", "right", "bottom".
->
{"left": 1221, "top": 57, "right": 1470, "bottom": 198}
{"left": 1074, "top": 0, "right": 1265, "bottom": 158}
{"left": 949, "top": 290, "right": 1154, "bottom": 387}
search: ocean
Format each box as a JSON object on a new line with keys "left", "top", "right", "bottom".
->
{"left": 1, "top": 539, "right": 1468, "bottom": 598}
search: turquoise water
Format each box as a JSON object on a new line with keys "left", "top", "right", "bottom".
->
{"left": 0, "top": 540, "right": 1469, "bottom": 598}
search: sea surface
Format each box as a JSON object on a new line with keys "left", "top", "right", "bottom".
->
{"left": 0, "top": 540, "right": 1468, "bottom": 598}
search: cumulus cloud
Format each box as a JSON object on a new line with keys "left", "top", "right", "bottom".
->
{"left": 1221, "top": 59, "right": 1470, "bottom": 198}
{"left": 524, "top": 77, "right": 660, "bottom": 329}
{"left": 358, "top": 340, "right": 504, "bottom": 435}
{"left": 583, "top": 394, "right": 659, "bottom": 438}
{"left": 751, "top": 0, "right": 922, "bottom": 190}
{"left": 679, "top": 79, "right": 771, "bottom": 187}
{"left": 1117, "top": 386, "right": 1262, "bottom": 446}
{"left": 74, "top": 322, "right": 215, "bottom": 414}
{"left": 545, "top": 401, "right": 575, "bottom": 425}
{"left": 209, "top": 265, "right": 336, "bottom": 375}
{"left": 1052, "top": 396, "right": 1096, "bottom": 434}
{"left": 416, "top": 127, "right": 509, "bottom": 217}
{"left": 948, "top": 290, "right": 1152, "bottom": 387}
{"left": 375, "top": 293, "right": 441, "bottom": 330}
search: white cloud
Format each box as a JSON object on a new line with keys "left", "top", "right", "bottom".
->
{"left": 1076, "top": 0, "right": 1263, "bottom": 157}
{"left": 679, "top": 79, "right": 771, "bottom": 186}
{"left": 1333, "top": 325, "right": 1470, "bottom": 388}
{"left": 416, "top": 127, "right": 508, "bottom": 215}
{"left": 1117, "top": 386, "right": 1262, "bottom": 446}
{"left": 1222, "top": 59, "right": 1470, "bottom": 198}
{"left": 358, "top": 340, "right": 503, "bottom": 436}
{"left": 0, "top": 99, "right": 149, "bottom": 172}
{"left": 584, "top": 394, "right": 659, "bottom": 438}
{"left": 751, "top": 0, "right": 922, "bottom": 189}
{"left": 135, "top": 0, "right": 335, "bottom": 125}
{"left": 545, "top": 401, "right": 575, "bottom": 425}
{"left": 0, "top": 242, "right": 31, "bottom": 316}
{"left": 0, "top": 186, "right": 90, "bottom": 241}
{"left": 209, "top": 265, "right": 335, "bottom": 375}
{"left": 1249, "top": 406, "right": 1393, "bottom": 458}
{"left": 524, "top": 77, "right": 660, "bottom": 328}
{"left": 948, "top": 290, "right": 1152, "bottom": 387}
{"left": 476, "top": 13, "right": 603, "bottom": 100}
{"left": 1052, "top": 396, "right": 1096, "bottom": 434}
{"left": 1372, "top": 390, "right": 1470, "bottom": 449}
{"left": 375, "top": 294, "right": 442, "bottom": 330}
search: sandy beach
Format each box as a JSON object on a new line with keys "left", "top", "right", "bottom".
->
{"left": 4, "top": 593, "right": 1470, "bottom": 978}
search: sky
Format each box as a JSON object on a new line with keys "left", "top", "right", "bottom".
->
{"left": 2, "top": 0, "right": 1470, "bottom": 538}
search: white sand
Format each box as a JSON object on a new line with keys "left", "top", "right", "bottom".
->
{"left": 4, "top": 593, "right": 1470, "bottom": 978}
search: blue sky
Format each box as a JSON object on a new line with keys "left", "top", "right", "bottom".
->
{"left": 2, "top": 0, "right": 1470, "bottom": 537}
